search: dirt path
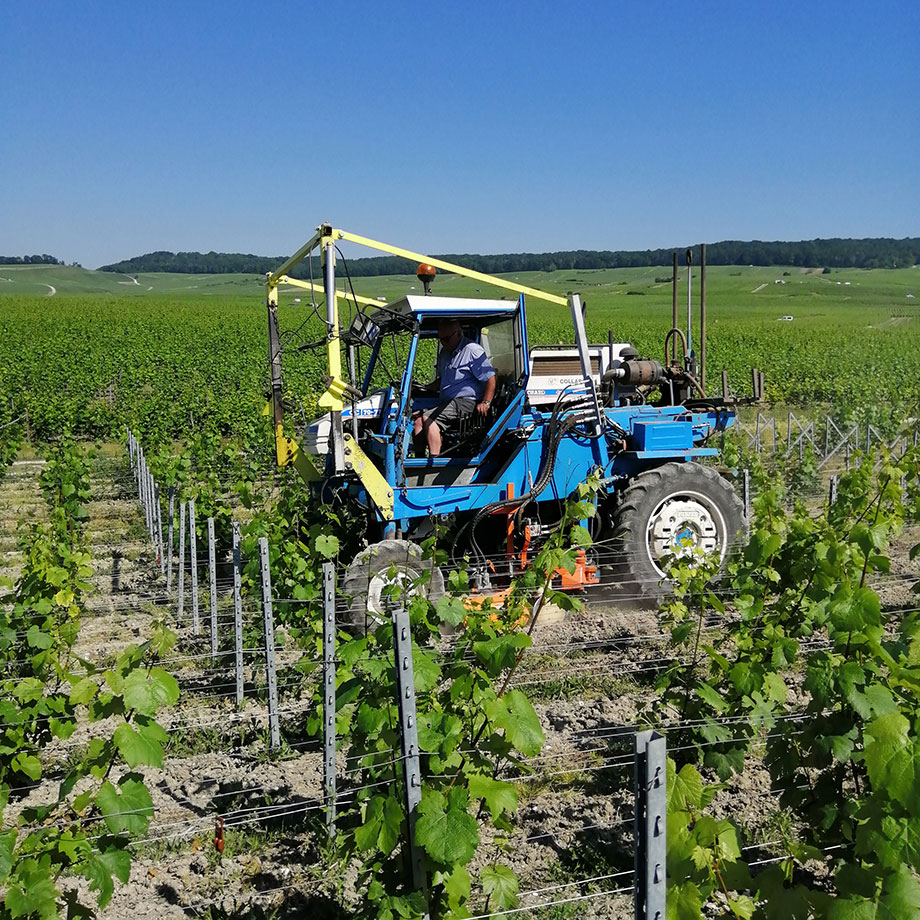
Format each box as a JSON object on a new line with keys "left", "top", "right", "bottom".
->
{"left": 0, "top": 459, "right": 47, "bottom": 583}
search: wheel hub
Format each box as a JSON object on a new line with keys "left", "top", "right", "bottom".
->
{"left": 648, "top": 497, "right": 720, "bottom": 566}
{"left": 366, "top": 570, "right": 416, "bottom": 616}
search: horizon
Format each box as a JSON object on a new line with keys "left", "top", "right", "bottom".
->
{"left": 6, "top": 233, "right": 920, "bottom": 273}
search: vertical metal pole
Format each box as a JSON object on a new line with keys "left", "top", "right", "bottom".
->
{"left": 258, "top": 537, "right": 281, "bottom": 750}
{"left": 232, "top": 522, "right": 244, "bottom": 707}
{"left": 148, "top": 469, "right": 156, "bottom": 546}
{"left": 140, "top": 458, "right": 148, "bottom": 528}
{"left": 829, "top": 474, "right": 839, "bottom": 507}
{"left": 322, "top": 562, "right": 337, "bottom": 837}
{"left": 144, "top": 464, "right": 153, "bottom": 547}
{"left": 347, "top": 344, "right": 359, "bottom": 440}
{"left": 189, "top": 499, "right": 199, "bottom": 635}
{"left": 699, "top": 242, "right": 706, "bottom": 392}
{"left": 323, "top": 239, "right": 346, "bottom": 474}
{"left": 177, "top": 502, "right": 186, "bottom": 619}
{"left": 166, "top": 486, "right": 175, "bottom": 595}
{"left": 671, "top": 252, "right": 679, "bottom": 342}
{"left": 143, "top": 463, "right": 150, "bottom": 535}
{"left": 685, "top": 249, "right": 693, "bottom": 361}
{"left": 634, "top": 730, "right": 667, "bottom": 920}
{"left": 568, "top": 292, "right": 605, "bottom": 459}
{"left": 137, "top": 455, "right": 144, "bottom": 513}
{"left": 742, "top": 469, "right": 751, "bottom": 521}
{"left": 391, "top": 599, "right": 429, "bottom": 916}
{"left": 208, "top": 517, "right": 218, "bottom": 663}
{"left": 155, "top": 482, "right": 165, "bottom": 575}
{"left": 144, "top": 469, "right": 152, "bottom": 545}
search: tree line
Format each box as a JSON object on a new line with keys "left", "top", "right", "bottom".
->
{"left": 97, "top": 237, "right": 920, "bottom": 276}
{"left": 0, "top": 254, "right": 64, "bottom": 265}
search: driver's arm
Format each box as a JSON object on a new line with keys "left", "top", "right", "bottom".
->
{"left": 477, "top": 374, "right": 497, "bottom": 415}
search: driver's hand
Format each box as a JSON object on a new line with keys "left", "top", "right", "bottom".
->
{"left": 476, "top": 401, "right": 490, "bottom": 416}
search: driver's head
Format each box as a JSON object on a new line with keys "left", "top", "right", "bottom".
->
{"left": 437, "top": 319, "right": 462, "bottom": 348}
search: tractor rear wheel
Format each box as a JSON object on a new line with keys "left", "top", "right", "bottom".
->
{"left": 610, "top": 462, "right": 745, "bottom": 601}
{"left": 342, "top": 539, "right": 445, "bottom": 634}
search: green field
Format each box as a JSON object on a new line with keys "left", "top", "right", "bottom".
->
{"left": 1, "top": 262, "right": 918, "bottom": 446}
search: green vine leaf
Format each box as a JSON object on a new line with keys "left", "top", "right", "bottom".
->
{"left": 83, "top": 846, "right": 131, "bottom": 909}
{"left": 667, "top": 761, "right": 705, "bottom": 812}
{"left": 829, "top": 864, "right": 920, "bottom": 920}
{"left": 0, "top": 828, "right": 15, "bottom": 884}
{"left": 864, "top": 714, "right": 920, "bottom": 812}
{"left": 68, "top": 677, "right": 98, "bottom": 706}
{"left": 113, "top": 718, "right": 167, "bottom": 769}
{"left": 667, "top": 879, "right": 704, "bottom": 920}
{"left": 435, "top": 595, "right": 467, "bottom": 627}
{"left": 354, "top": 794, "right": 402, "bottom": 855}
{"left": 473, "top": 632, "right": 531, "bottom": 677}
{"left": 441, "top": 864, "right": 471, "bottom": 908}
{"left": 315, "top": 534, "right": 339, "bottom": 559}
{"left": 415, "top": 787, "right": 478, "bottom": 866}
{"left": 4, "top": 857, "right": 59, "bottom": 920}
{"left": 481, "top": 864, "right": 519, "bottom": 911}
{"left": 484, "top": 690, "right": 544, "bottom": 758}
{"left": 95, "top": 774, "right": 154, "bottom": 836}
{"left": 121, "top": 667, "right": 179, "bottom": 716}
{"left": 467, "top": 774, "right": 517, "bottom": 820}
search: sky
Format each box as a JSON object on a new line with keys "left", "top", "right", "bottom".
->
{"left": 2, "top": 0, "right": 918, "bottom": 269}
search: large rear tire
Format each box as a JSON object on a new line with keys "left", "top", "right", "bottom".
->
{"left": 342, "top": 539, "right": 445, "bottom": 634}
{"left": 610, "top": 462, "right": 745, "bottom": 601}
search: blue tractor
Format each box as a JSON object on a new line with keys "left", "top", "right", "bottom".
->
{"left": 266, "top": 226, "right": 747, "bottom": 621}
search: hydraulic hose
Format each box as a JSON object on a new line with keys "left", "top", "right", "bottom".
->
{"left": 462, "top": 402, "right": 602, "bottom": 561}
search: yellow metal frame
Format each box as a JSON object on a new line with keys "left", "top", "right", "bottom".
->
{"left": 343, "top": 433, "right": 394, "bottom": 520}
{"left": 274, "top": 275, "right": 383, "bottom": 308}
{"left": 331, "top": 228, "right": 568, "bottom": 307}
{"left": 266, "top": 223, "right": 567, "bottom": 513}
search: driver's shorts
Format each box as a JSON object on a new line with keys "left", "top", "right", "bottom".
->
{"left": 424, "top": 397, "right": 477, "bottom": 425}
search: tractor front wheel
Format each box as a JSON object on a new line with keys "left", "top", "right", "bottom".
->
{"left": 610, "top": 462, "right": 745, "bottom": 601}
{"left": 342, "top": 539, "right": 445, "bottom": 633}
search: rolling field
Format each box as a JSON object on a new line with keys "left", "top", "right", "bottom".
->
{"left": 1, "top": 262, "right": 918, "bottom": 446}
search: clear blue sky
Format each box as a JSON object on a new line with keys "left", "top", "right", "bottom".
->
{"left": 2, "top": 0, "right": 918, "bottom": 268}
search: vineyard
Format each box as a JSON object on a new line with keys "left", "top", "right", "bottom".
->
{"left": 1, "top": 267, "right": 920, "bottom": 920}
{"left": 1, "top": 263, "right": 918, "bottom": 444}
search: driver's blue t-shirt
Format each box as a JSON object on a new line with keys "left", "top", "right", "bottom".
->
{"left": 438, "top": 337, "right": 496, "bottom": 401}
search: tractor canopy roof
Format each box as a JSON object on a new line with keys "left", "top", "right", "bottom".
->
{"left": 346, "top": 295, "right": 522, "bottom": 348}
{"left": 369, "top": 295, "right": 519, "bottom": 329}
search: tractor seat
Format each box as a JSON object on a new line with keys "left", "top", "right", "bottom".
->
{"left": 439, "top": 377, "right": 514, "bottom": 457}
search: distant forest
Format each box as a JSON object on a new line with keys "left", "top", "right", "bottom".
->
{"left": 0, "top": 255, "right": 64, "bottom": 265}
{"left": 94, "top": 236, "right": 917, "bottom": 276}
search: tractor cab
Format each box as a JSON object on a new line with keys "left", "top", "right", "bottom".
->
{"left": 334, "top": 294, "right": 530, "bottom": 467}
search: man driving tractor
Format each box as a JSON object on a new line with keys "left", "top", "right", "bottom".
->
{"left": 412, "top": 318, "right": 496, "bottom": 459}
